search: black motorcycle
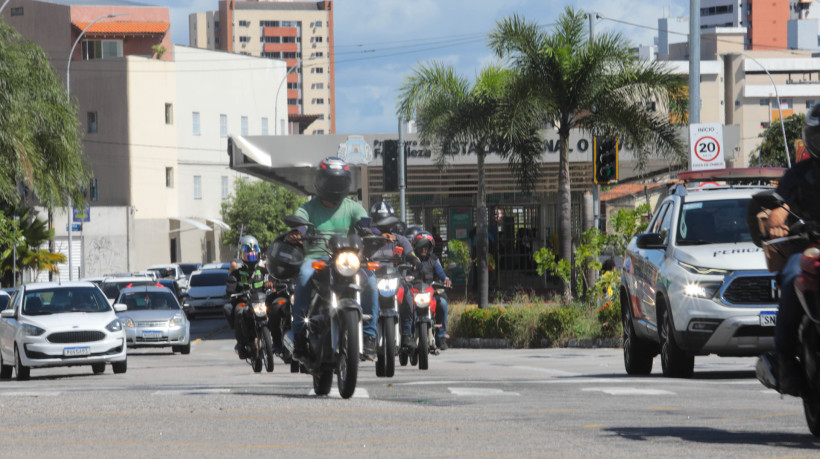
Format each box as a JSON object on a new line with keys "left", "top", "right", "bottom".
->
{"left": 281, "top": 215, "right": 377, "bottom": 399}
{"left": 232, "top": 289, "right": 275, "bottom": 373}
{"left": 266, "top": 278, "right": 300, "bottom": 373}
{"left": 373, "top": 260, "right": 404, "bottom": 378}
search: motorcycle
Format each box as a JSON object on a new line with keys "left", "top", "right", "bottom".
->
{"left": 265, "top": 278, "right": 300, "bottom": 373}
{"left": 398, "top": 270, "right": 448, "bottom": 371}
{"left": 371, "top": 251, "right": 411, "bottom": 378}
{"left": 232, "top": 289, "right": 275, "bottom": 373}
{"left": 280, "top": 214, "right": 379, "bottom": 399}
{"left": 751, "top": 190, "right": 820, "bottom": 436}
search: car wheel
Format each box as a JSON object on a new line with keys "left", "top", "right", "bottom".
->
{"left": 112, "top": 359, "right": 127, "bottom": 374}
{"left": 659, "top": 304, "right": 694, "bottom": 378}
{"left": 91, "top": 362, "right": 106, "bottom": 374}
{"left": 623, "top": 303, "right": 654, "bottom": 375}
{"left": 172, "top": 344, "right": 191, "bottom": 355}
{"left": 14, "top": 345, "right": 30, "bottom": 381}
{"left": 0, "top": 349, "right": 13, "bottom": 379}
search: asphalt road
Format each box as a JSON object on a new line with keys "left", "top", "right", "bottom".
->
{"left": 0, "top": 316, "right": 818, "bottom": 457}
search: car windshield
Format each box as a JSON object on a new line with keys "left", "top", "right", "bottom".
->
{"left": 23, "top": 287, "right": 111, "bottom": 315}
{"left": 120, "top": 291, "right": 179, "bottom": 311}
{"left": 101, "top": 280, "right": 156, "bottom": 300}
{"left": 189, "top": 271, "right": 229, "bottom": 287}
{"left": 677, "top": 198, "right": 752, "bottom": 245}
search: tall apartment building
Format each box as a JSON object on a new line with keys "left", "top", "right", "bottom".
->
{"left": 697, "top": 0, "right": 792, "bottom": 50}
{"left": 189, "top": 1, "right": 334, "bottom": 136}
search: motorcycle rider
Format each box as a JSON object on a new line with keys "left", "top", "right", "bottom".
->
{"left": 225, "top": 235, "right": 273, "bottom": 359}
{"left": 285, "top": 156, "right": 379, "bottom": 362}
{"left": 766, "top": 104, "right": 820, "bottom": 395}
{"left": 406, "top": 230, "right": 453, "bottom": 350}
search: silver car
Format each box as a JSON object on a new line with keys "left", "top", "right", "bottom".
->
{"left": 182, "top": 269, "right": 230, "bottom": 319}
{"left": 115, "top": 286, "right": 190, "bottom": 354}
{"left": 0, "top": 282, "right": 127, "bottom": 380}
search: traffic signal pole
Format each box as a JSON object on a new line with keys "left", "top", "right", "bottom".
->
{"left": 589, "top": 12, "right": 600, "bottom": 231}
{"left": 398, "top": 118, "right": 406, "bottom": 221}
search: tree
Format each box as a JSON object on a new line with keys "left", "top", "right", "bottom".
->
{"left": 0, "top": 19, "right": 90, "bottom": 208}
{"left": 220, "top": 179, "right": 305, "bottom": 253}
{"left": 490, "top": 8, "right": 686, "bottom": 299}
{"left": 748, "top": 114, "right": 802, "bottom": 167}
{"left": 0, "top": 206, "right": 65, "bottom": 286}
{"left": 397, "top": 64, "right": 542, "bottom": 308}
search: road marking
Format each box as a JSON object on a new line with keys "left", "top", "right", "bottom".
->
{"left": 582, "top": 387, "right": 675, "bottom": 396}
{"left": 152, "top": 389, "right": 231, "bottom": 395}
{"left": 449, "top": 388, "right": 520, "bottom": 397}
{"left": 309, "top": 388, "right": 369, "bottom": 398}
{"left": 0, "top": 391, "right": 61, "bottom": 397}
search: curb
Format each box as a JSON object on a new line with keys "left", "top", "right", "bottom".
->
{"left": 450, "top": 337, "right": 623, "bottom": 349}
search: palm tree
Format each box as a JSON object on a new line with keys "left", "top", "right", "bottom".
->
{"left": 490, "top": 8, "right": 687, "bottom": 298}
{"left": 398, "top": 63, "right": 542, "bottom": 308}
{"left": 0, "top": 206, "right": 65, "bottom": 285}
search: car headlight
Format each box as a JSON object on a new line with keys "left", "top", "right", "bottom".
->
{"left": 120, "top": 316, "right": 134, "bottom": 328}
{"left": 169, "top": 314, "right": 185, "bottom": 327}
{"left": 22, "top": 323, "right": 45, "bottom": 336}
{"left": 678, "top": 261, "right": 730, "bottom": 276}
{"left": 377, "top": 277, "right": 399, "bottom": 297}
{"left": 683, "top": 282, "right": 722, "bottom": 298}
{"left": 252, "top": 302, "right": 267, "bottom": 317}
{"left": 106, "top": 318, "right": 123, "bottom": 332}
{"left": 414, "top": 292, "right": 431, "bottom": 308}
{"left": 335, "top": 251, "right": 360, "bottom": 277}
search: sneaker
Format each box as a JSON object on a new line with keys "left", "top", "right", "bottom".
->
{"left": 363, "top": 335, "right": 377, "bottom": 360}
{"left": 293, "top": 334, "right": 308, "bottom": 363}
{"left": 235, "top": 343, "right": 251, "bottom": 359}
{"left": 401, "top": 334, "right": 416, "bottom": 349}
{"left": 778, "top": 354, "right": 803, "bottom": 396}
{"left": 436, "top": 336, "right": 448, "bottom": 351}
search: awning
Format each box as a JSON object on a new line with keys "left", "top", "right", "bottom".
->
{"left": 72, "top": 21, "right": 169, "bottom": 35}
{"left": 206, "top": 218, "right": 231, "bottom": 230}
{"left": 170, "top": 217, "right": 212, "bottom": 233}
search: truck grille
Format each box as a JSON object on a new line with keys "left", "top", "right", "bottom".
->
{"left": 722, "top": 276, "right": 777, "bottom": 305}
{"left": 48, "top": 331, "right": 106, "bottom": 343}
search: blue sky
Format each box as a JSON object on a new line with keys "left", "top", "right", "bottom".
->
{"left": 143, "top": 0, "right": 690, "bottom": 134}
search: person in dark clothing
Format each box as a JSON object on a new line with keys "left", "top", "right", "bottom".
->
{"left": 407, "top": 231, "right": 452, "bottom": 350}
{"left": 766, "top": 104, "right": 820, "bottom": 396}
{"left": 225, "top": 235, "right": 272, "bottom": 359}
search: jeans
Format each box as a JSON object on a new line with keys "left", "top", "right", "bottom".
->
{"left": 291, "top": 258, "right": 378, "bottom": 339}
{"left": 775, "top": 252, "right": 803, "bottom": 357}
{"left": 435, "top": 294, "right": 449, "bottom": 338}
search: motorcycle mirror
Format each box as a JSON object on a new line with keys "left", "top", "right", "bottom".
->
{"left": 283, "top": 214, "right": 312, "bottom": 228}
{"left": 752, "top": 190, "right": 785, "bottom": 210}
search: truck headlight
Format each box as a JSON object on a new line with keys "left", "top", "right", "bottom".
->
{"left": 683, "top": 282, "right": 722, "bottom": 298}
{"left": 678, "top": 261, "right": 730, "bottom": 276}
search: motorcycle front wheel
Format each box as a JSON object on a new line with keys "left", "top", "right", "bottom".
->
{"left": 376, "top": 317, "right": 396, "bottom": 378}
{"left": 336, "top": 309, "right": 360, "bottom": 399}
{"left": 261, "top": 327, "right": 274, "bottom": 373}
{"left": 417, "top": 322, "right": 429, "bottom": 371}
{"left": 313, "top": 371, "right": 333, "bottom": 396}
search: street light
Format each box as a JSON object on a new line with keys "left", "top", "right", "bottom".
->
{"left": 0, "top": 0, "right": 12, "bottom": 15}
{"left": 739, "top": 52, "right": 792, "bottom": 168}
{"left": 65, "top": 12, "right": 128, "bottom": 280}
{"left": 274, "top": 60, "right": 301, "bottom": 135}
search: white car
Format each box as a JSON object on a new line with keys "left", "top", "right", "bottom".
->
{"left": 0, "top": 282, "right": 127, "bottom": 380}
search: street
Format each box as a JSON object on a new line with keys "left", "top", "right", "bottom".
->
{"left": 0, "top": 316, "right": 817, "bottom": 457}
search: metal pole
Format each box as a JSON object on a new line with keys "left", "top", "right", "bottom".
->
{"left": 0, "top": 0, "right": 12, "bottom": 15}
{"left": 588, "top": 12, "right": 600, "bottom": 231}
{"left": 739, "top": 52, "right": 792, "bottom": 168}
{"left": 12, "top": 216, "right": 18, "bottom": 288}
{"left": 274, "top": 60, "right": 301, "bottom": 135}
{"left": 398, "top": 119, "right": 406, "bottom": 221}
{"left": 689, "top": 0, "right": 701, "bottom": 124}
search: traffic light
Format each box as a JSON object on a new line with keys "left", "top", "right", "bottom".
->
{"left": 593, "top": 135, "right": 619, "bottom": 185}
{"left": 382, "top": 140, "right": 399, "bottom": 192}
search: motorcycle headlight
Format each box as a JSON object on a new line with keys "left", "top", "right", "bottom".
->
{"left": 120, "top": 316, "right": 134, "bottom": 328}
{"left": 252, "top": 302, "right": 267, "bottom": 317}
{"left": 169, "top": 314, "right": 185, "bottom": 327}
{"left": 106, "top": 318, "right": 123, "bottom": 333}
{"left": 414, "top": 292, "right": 431, "bottom": 308}
{"left": 683, "top": 282, "right": 722, "bottom": 299}
{"left": 22, "top": 323, "right": 45, "bottom": 336}
{"left": 335, "top": 251, "right": 360, "bottom": 277}
{"left": 678, "top": 260, "right": 730, "bottom": 276}
{"left": 377, "top": 277, "right": 399, "bottom": 297}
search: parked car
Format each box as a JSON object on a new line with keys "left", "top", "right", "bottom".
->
{"left": 176, "top": 263, "right": 201, "bottom": 296}
{"left": 620, "top": 181, "right": 778, "bottom": 378}
{"left": 0, "top": 281, "right": 127, "bottom": 380}
{"left": 100, "top": 276, "right": 157, "bottom": 305}
{"left": 115, "top": 286, "right": 190, "bottom": 354}
{"left": 181, "top": 269, "right": 230, "bottom": 319}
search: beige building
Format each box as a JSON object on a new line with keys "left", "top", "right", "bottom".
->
{"left": 189, "top": 1, "right": 334, "bottom": 136}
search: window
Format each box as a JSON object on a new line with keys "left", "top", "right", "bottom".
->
{"left": 311, "top": 83, "right": 324, "bottom": 89}
{"left": 311, "top": 67, "right": 324, "bottom": 74}
{"left": 239, "top": 36, "right": 250, "bottom": 43}
{"left": 165, "top": 103, "right": 173, "bottom": 125}
{"left": 238, "top": 20, "right": 250, "bottom": 27}
{"left": 82, "top": 39, "right": 123, "bottom": 60}
{"left": 192, "top": 112, "right": 201, "bottom": 136}
{"left": 165, "top": 167, "right": 174, "bottom": 188}
{"left": 193, "top": 176, "right": 202, "bottom": 200}
{"left": 89, "top": 178, "right": 98, "bottom": 201}
{"left": 287, "top": 82, "right": 299, "bottom": 90}
{"left": 261, "top": 117, "right": 269, "bottom": 135}
{"left": 87, "top": 112, "right": 98, "bottom": 133}
{"left": 317, "top": 114, "right": 325, "bottom": 120}
{"left": 314, "top": 21, "right": 323, "bottom": 28}
{"left": 311, "top": 52, "right": 324, "bottom": 58}
{"left": 220, "top": 114, "right": 227, "bottom": 138}
{"left": 312, "top": 98, "right": 325, "bottom": 105}
{"left": 760, "top": 99, "right": 768, "bottom": 106}
{"left": 809, "top": 101, "right": 816, "bottom": 109}
{"left": 10, "top": 7, "right": 23, "bottom": 16}
{"left": 313, "top": 130, "right": 325, "bottom": 135}
{"left": 241, "top": 116, "right": 248, "bottom": 135}
{"left": 287, "top": 98, "right": 299, "bottom": 105}
{"left": 221, "top": 176, "right": 229, "bottom": 199}
{"left": 311, "top": 36, "right": 323, "bottom": 43}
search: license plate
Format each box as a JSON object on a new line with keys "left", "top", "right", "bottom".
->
{"left": 760, "top": 311, "right": 777, "bottom": 327}
{"left": 63, "top": 346, "right": 90, "bottom": 357}
{"left": 142, "top": 330, "right": 162, "bottom": 338}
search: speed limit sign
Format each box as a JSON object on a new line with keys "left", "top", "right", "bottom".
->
{"left": 689, "top": 123, "right": 725, "bottom": 170}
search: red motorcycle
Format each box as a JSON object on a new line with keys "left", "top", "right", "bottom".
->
{"left": 397, "top": 272, "right": 446, "bottom": 370}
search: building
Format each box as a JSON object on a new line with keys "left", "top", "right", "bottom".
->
{"left": 2, "top": 0, "right": 286, "bottom": 279}
{"left": 189, "top": 1, "right": 334, "bottom": 136}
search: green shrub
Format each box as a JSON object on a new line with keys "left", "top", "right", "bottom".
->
{"left": 596, "top": 300, "right": 621, "bottom": 338}
{"left": 538, "top": 307, "right": 581, "bottom": 344}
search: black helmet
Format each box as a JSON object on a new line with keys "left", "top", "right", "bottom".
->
{"left": 370, "top": 201, "right": 396, "bottom": 229}
{"left": 239, "top": 235, "right": 260, "bottom": 264}
{"left": 804, "top": 104, "right": 820, "bottom": 160}
{"left": 412, "top": 230, "right": 435, "bottom": 252}
{"left": 266, "top": 237, "right": 304, "bottom": 279}
{"left": 314, "top": 156, "right": 351, "bottom": 204}
{"left": 404, "top": 225, "right": 422, "bottom": 240}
